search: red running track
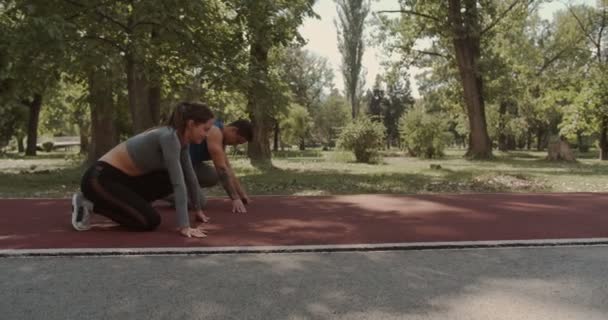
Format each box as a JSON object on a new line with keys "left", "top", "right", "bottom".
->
{"left": 0, "top": 193, "right": 607, "bottom": 250}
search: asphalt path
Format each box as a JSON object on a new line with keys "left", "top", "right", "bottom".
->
{"left": 2, "top": 245, "right": 607, "bottom": 320}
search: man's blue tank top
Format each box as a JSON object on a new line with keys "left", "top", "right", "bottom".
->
{"left": 189, "top": 119, "right": 224, "bottom": 163}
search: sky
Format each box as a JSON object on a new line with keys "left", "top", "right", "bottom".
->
{"left": 298, "top": 0, "right": 598, "bottom": 98}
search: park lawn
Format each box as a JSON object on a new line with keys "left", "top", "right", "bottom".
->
{"left": 0, "top": 149, "right": 607, "bottom": 198}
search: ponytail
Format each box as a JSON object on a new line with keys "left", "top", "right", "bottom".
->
{"left": 167, "top": 102, "right": 214, "bottom": 134}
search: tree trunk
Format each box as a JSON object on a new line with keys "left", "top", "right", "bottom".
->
{"left": 79, "top": 121, "right": 89, "bottom": 155}
{"left": 507, "top": 135, "right": 516, "bottom": 150}
{"left": 498, "top": 102, "right": 507, "bottom": 151}
{"left": 147, "top": 30, "right": 161, "bottom": 126}
{"left": 299, "top": 138, "right": 305, "bottom": 151}
{"left": 87, "top": 69, "right": 117, "bottom": 164}
{"left": 576, "top": 131, "right": 588, "bottom": 152}
{"left": 448, "top": 0, "right": 492, "bottom": 159}
{"left": 536, "top": 127, "right": 544, "bottom": 151}
{"left": 547, "top": 136, "right": 576, "bottom": 161}
{"left": 24, "top": 94, "right": 42, "bottom": 156}
{"left": 148, "top": 84, "right": 161, "bottom": 126}
{"left": 16, "top": 134, "right": 25, "bottom": 153}
{"left": 246, "top": 34, "right": 272, "bottom": 167}
{"left": 273, "top": 120, "right": 279, "bottom": 152}
{"left": 247, "top": 106, "right": 272, "bottom": 167}
{"left": 498, "top": 102, "right": 517, "bottom": 151}
{"left": 599, "top": 117, "right": 608, "bottom": 160}
{"left": 517, "top": 135, "right": 525, "bottom": 150}
{"left": 126, "top": 54, "right": 154, "bottom": 134}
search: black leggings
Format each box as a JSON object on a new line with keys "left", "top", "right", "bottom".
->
{"left": 81, "top": 161, "right": 173, "bottom": 231}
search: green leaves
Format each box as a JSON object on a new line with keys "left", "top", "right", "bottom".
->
{"left": 399, "top": 103, "right": 450, "bottom": 159}
{"left": 281, "top": 103, "right": 313, "bottom": 147}
{"left": 315, "top": 90, "right": 351, "bottom": 147}
{"left": 337, "top": 116, "right": 386, "bottom": 163}
{"left": 336, "top": 0, "right": 370, "bottom": 117}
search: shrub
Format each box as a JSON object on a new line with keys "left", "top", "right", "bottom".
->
{"left": 399, "top": 106, "right": 450, "bottom": 158}
{"left": 337, "top": 117, "right": 385, "bottom": 163}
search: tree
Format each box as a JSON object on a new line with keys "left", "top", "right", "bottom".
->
{"left": 1, "top": 0, "right": 69, "bottom": 156}
{"left": 281, "top": 104, "right": 313, "bottom": 150}
{"left": 57, "top": 0, "right": 245, "bottom": 134}
{"left": 2, "top": 0, "right": 248, "bottom": 162}
{"left": 39, "top": 79, "right": 90, "bottom": 154}
{"left": 336, "top": 0, "right": 370, "bottom": 118}
{"left": 381, "top": 64, "right": 415, "bottom": 148}
{"left": 367, "top": 75, "right": 384, "bottom": 120}
{"left": 338, "top": 116, "right": 385, "bottom": 163}
{"left": 499, "top": 5, "right": 589, "bottom": 153}
{"left": 272, "top": 46, "right": 335, "bottom": 149}
{"left": 399, "top": 102, "right": 451, "bottom": 158}
{"left": 238, "top": 0, "right": 316, "bottom": 167}
{"left": 565, "top": 2, "right": 608, "bottom": 159}
{"left": 278, "top": 47, "right": 335, "bottom": 110}
{"left": 315, "top": 89, "right": 351, "bottom": 148}
{"left": 377, "top": 0, "right": 535, "bottom": 159}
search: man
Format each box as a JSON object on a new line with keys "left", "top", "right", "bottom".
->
{"left": 188, "top": 118, "right": 253, "bottom": 213}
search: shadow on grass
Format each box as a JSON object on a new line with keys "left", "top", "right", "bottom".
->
{"left": 237, "top": 166, "right": 548, "bottom": 195}
{"left": 435, "top": 152, "right": 608, "bottom": 177}
{"left": 3, "top": 149, "right": 605, "bottom": 198}
{"left": 492, "top": 158, "right": 608, "bottom": 177}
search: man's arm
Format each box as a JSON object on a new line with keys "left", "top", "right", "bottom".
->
{"left": 207, "top": 127, "right": 239, "bottom": 200}
{"left": 224, "top": 154, "right": 248, "bottom": 200}
{"left": 207, "top": 128, "right": 248, "bottom": 213}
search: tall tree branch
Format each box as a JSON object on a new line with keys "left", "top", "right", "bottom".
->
{"left": 62, "top": 0, "right": 114, "bottom": 21}
{"left": 414, "top": 49, "right": 450, "bottom": 60}
{"left": 82, "top": 35, "right": 125, "bottom": 52}
{"left": 94, "top": 8, "right": 129, "bottom": 31}
{"left": 131, "top": 20, "right": 163, "bottom": 29}
{"left": 376, "top": 9, "right": 443, "bottom": 24}
{"left": 597, "top": 9, "right": 606, "bottom": 64}
{"left": 567, "top": 4, "right": 600, "bottom": 47}
{"left": 536, "top": 34, "right": 588, "bottom": 75}
{"left": 481, "top": 0, "right": 530, "bottom": 36}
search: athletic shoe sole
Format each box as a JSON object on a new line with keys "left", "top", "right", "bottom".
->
{"left": 71, "top": 193, "right": 91, "bottom": 231}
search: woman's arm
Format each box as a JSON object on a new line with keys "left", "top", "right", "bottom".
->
{"left": 181, "top": 146, "right": 204, "bottom": 211}
{"left": 159, "top": 133, "right": 191, "bottom": 229}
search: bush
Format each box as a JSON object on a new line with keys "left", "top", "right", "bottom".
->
{"left": 337, "top": 117, "right": 385, "bottom": 163}
{"left": 42, "top": 141, "right": 54, "bottom": 152}
{"left": 281, "top": 104, "right": 313, "bottom": 150}
{"left": 399, "top": 106, "right": 451, "bottom": 158}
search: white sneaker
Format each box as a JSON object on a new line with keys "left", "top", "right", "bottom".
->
{"left": 71, "top": 192, "right": 93, "bottom": 231}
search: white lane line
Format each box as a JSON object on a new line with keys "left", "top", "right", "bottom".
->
{"left": 2, "top": 238, "right": 608, "bottom": 257}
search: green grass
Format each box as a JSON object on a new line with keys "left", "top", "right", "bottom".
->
{"left": 1, "top": 148, "right": 607, "bottom": 198}
{"left": 0, "top": 151, "right": 83, "bottom": 197}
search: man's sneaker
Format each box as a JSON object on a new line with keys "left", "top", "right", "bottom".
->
{"left": 71, "top": 192, "right": 93, "bottom": 231}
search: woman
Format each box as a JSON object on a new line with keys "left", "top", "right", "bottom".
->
{"left": 71, "top": 102, "right": 215, "bottom": 238}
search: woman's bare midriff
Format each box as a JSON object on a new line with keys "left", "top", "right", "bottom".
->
{"left": 98, "top": 142, "right": 144, "bottom": 176}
